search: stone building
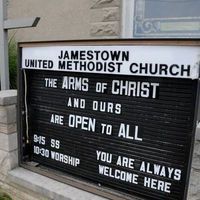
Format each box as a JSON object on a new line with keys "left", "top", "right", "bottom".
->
{"left": 0, "top": 0, "right": 198, "bottom": 199}
{"left": 7, "top": 0, "right": 200, "bottom": 40}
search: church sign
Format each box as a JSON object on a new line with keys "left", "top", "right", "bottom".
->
{"left": 18, "top": 40, "right": 200, "bottom": 200}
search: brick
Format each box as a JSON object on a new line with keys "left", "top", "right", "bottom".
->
{"left": 0, "top": 123, "right": 16, "bottom": 134}
{"left": 0, "top": 132, "right": 17, "bottom": 152}
{"left": 0, "top": 105, "right": 16, "bottom": 124}
{"left": 91, "top": 0, "right": 120, "bottom": 9}
{"left": 90, "top": 7, "right": 120, "bottom": 22}
{"left": 90, "top": 22, "right": 119, "bottom": 37}
{"left": 0, "top": 90, "right": 17, "bottom": 106}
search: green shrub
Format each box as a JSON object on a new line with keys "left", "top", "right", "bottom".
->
{"left": 0, "top": 191, "right": 12, "bottom": 200}
{"left": 8, "top": 38, "right": 17, "bottom": 89}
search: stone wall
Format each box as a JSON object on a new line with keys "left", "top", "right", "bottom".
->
{"left": 8, "top": 0, "right": 122, "bottom": 42}
{"left": 8, "top": 0, "right": 92, "bottom": 41}
{"left": 90, "top": 0, "right": 121, "bottom": 38}
{"left": 0, "top": 90, "right": 18, "bottom": 182}
{"left": 188, "top": 123, "right": 200, "bottom": 200}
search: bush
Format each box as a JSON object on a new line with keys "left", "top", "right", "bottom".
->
{"left": 0, "top": 191, "right": 12, "bottom": 200}
{"left": 8, "top": 38, "right": 17, "bottom": 89}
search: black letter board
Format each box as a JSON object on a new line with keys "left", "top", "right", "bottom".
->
{"left": 18, "top": 40, "right": 200, "bottom": 200}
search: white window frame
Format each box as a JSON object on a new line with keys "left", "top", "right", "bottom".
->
{"left": 121, "top": 0, "right": 135, "bottom": 38}
{"left": 121, "top": 0, "right": 200, "bottom": 38}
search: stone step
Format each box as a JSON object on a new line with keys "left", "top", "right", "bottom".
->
{"left": 7, "top": 167, "right": 107, "bottom": 200}
{"left": 0, "top": 180, "right": 47, "bottom": 200}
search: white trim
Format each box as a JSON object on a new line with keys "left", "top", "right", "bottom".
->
{"left": 121, "top": 0, "right": 135, "bottom": 38}
{"left": 22, "top": 45, "right": 200, "bottom": 80}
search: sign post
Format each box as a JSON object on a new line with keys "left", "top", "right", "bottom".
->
{"left": 0, "top": 0, "right": 39, "bottom": 90}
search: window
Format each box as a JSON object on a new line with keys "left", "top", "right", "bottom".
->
{"left": 122, "top": 0, "right": 200, "bottom": 38}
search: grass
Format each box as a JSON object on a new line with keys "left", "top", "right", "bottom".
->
{"left": 0, "top": 191, "right": 12, "bottom": 200}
